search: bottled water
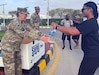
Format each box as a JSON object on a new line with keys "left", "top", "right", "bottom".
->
{"left": 49, "top": 27, "right": 56, "bottom": 43}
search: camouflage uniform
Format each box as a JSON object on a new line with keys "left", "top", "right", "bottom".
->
{"left": 1, "top": 8, "right": 42, "bottom": 75}
{"left": 30, "top": 6, "right": 40, "bottom": 30}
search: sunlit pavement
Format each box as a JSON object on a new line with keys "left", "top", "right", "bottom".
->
{"left": 40, "top": 28, "right": 99, "bottom": 75}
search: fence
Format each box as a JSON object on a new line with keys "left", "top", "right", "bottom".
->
{"left": 0, "top": 18, "right": 62, "bottom": 26}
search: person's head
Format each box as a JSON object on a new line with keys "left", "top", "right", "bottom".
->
{"left": 82, "top": 1, "right": 98, "bottom": 19}
{"left": 65, "top": 15, "right": 70, "bottom": 20}
{"left": 16, "top": 7, "right": 29, "bottom": 21}
{"left": 35, "top": 6, "right": 40, "bottom": 14}
{"left": 74, "top": 15, "right": 80, "bottom": 21}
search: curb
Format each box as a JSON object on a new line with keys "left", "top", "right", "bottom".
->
{"left": 38, "top": 59, "right": 46, "bottom": 74}
{"left": 39, "top": 26, "right": 50, "bottom": 28}
{"left": 23, "top": 43, "right": 54, "bottom": 75}
{"left": 37, "top": 43, "right": 54, "bottom": 74}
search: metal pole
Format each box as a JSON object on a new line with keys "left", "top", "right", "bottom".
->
{"left": 0, "top": 4, "right": 7, "bottom": 26}
{"left": 3, "top": 4, "right": 5, "bottom": 26}
{"left": 47, "top": 0, "right": 49, "bottom": 26}
{"left": 44, "top": 0, "right": 50, "bottom": 26}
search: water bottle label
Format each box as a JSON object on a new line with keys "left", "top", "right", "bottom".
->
{"left": 49, "top": 29, "right": 56, "bottom": 36}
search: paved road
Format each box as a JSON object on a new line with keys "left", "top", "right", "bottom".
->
{"left": 41, "top": 28, "right": 99, "bottom": 75}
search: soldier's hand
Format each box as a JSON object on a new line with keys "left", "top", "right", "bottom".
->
{"left": 40, "top": 35, "right": 49, "bottom": 43}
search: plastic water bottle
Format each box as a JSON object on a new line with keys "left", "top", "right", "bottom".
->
{"left": 49, "top": 27, "right": 56, "bottom": 43}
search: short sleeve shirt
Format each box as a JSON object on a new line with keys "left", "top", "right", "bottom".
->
{"left": 61, "top": 19, "right": 73, "bottom": 27}
{"left": 76, "top": 18, "right": 99, "bottom": 57}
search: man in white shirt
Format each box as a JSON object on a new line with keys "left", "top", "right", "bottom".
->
{"left": 61, "top": 15, "right": 73, "bottom": 50}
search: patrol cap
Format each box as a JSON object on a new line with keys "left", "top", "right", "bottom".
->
{"left": 17, "top": 7, "right": 29, "bottom": 14}
{"left": 35, "top": 6, "right": 40, "bottom": 10}
{"left": 75, "top": 15, "right": 80, "bottom": 19}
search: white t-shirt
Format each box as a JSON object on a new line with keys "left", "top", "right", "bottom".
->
{"left": 61, "top": 19, "right": 73, "bottom": 27}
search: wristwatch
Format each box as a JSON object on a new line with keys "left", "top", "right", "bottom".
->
{"left": 55, "top": 25, "right": 59, "bottom": 30}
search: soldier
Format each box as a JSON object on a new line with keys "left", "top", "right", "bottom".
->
{"left": 1, "top": 7, "right": 47, "bottom": 75}
{"left": 30, "top": 6, "right": 40, "bottom": 30}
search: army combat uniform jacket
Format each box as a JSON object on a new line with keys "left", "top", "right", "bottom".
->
{"left": 30, "top": 12, "right": 40, "bottom": 30}
{"left": 1, "top": 19, "right": 42, "bottom": 75}
{"left": 1, "top": 19, "right": 42, "bottom": 51}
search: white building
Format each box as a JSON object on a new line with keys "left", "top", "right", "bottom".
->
{"left": 0, "top": 14, "right": 51, "bottom": 19}
{"left": 40, "top": 14, "right": 51, "bottom": 19}
{"left": 0, "top": 14, "right": 14, "bottom": 19}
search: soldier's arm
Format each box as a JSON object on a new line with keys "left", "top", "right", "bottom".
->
{"left": 6, "top": 21, "right": 14, "bottom": 29}
{"left": 9, "top": 21, "right": 28, "bottom": 37}
{"left": 25, "top": 24, "right": 44, "bottom": 40}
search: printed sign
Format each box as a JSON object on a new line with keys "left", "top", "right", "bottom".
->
{"left": 21, "top": 40, "right": 45, "bottom": 70}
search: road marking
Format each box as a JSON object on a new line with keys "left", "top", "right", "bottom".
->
{"left": 46, "top": 42, "right": 60, "bottom": 75}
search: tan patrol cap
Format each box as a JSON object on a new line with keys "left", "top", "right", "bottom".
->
{"left": 75, "top": 15, "right": 80, "bottom": 19}
{"left": 35, "top": 6, "right": 40, "bottom": 10}
{"left": 17, "top": 7, "right": 29, "bottom": 14}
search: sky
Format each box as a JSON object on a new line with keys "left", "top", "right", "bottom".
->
{"left": 0, "top": 0, "right": 99, "bottom": 15}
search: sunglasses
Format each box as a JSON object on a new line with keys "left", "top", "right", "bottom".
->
{"left": 81, "top": 7, "right": 91, "bottom": 12}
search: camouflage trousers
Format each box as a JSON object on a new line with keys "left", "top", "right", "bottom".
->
{"left": 2, "top": 49, "right": 22, "bottom": 75}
